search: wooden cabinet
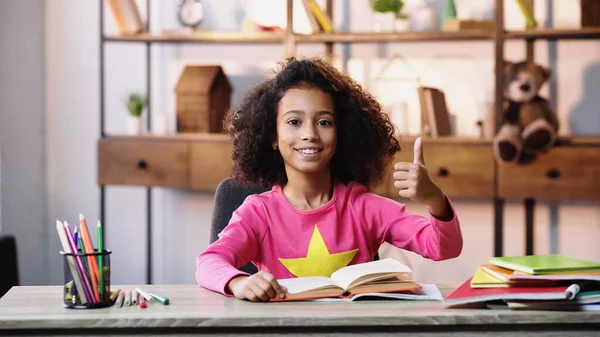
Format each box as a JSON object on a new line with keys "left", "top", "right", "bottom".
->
{"left": 498, "top": 146, "right": 600, "bottom": 200}
{"left": 383, "top": 138, "right": 495, "bottom": 199}
{"left": 97, "top": 135, "right": 600, "bottom": 202}
{"left": 190, "top": 140, "right": 234, "bottom": 191}
{"left": 98, "top": 137, "right": 190, "bottom": 188}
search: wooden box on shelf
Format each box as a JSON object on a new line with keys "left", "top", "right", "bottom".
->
{"left": 190, "top": 138, "right": 234, "bottom": 191}
{"left": 581, "top": 0, "right": 600, "bottom": 27}
{"left": 175, "top": 65, "right": 232, "bottom": 133}
{"left": 98, "top": 136, "right": 190, "bottom": 189}
{"left": 382, "top": 136, "right": 495, "bottom": 199}
{"left": 498, "top": 141, "right": 600, "bottom": 200}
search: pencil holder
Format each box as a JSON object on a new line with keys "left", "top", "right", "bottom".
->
{"left": 60, "top": 249, "right": 112, "bottom": 309}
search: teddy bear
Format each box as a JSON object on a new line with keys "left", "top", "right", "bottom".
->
{"left": 485, "top": 60, "right": 560, "bottom": 164}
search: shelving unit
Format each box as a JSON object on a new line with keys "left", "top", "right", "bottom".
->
{"left": 99, "top": 0, "right": 600, "bottom": 284}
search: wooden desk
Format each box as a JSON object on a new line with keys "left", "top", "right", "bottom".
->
{"left": 1, "top": 283, "right": 600, "bottom": 336}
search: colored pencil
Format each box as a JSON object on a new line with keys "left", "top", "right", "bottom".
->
{"left": 110, "top": 289, "right": 121, "bottom": 302}
{"left": 79, "top": 214, "right": 100, "bottom": 286}
{"left": 77, "top": 230, "right": 99, "bottom": 302}
{"left": 64, "top": 221, "right": 96, "bottom": 303}
{"left": 55, "top": 220, "right": 88, "bottom": 304}
{"left": 78, "top": 214, "right": 101, "bottom": 302}
{"left": 97, "top": 220, "right": 104, "bottom": 300}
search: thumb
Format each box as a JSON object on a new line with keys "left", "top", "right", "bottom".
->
{"left": 413, "top": 137, "right": 425, "bottom": 165}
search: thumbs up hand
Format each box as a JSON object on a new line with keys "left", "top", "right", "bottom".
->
{"left": 393, "top": 137, "right": 447, "bottom": 215}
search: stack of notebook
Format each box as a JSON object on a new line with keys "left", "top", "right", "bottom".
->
{"left": 444, "top": 254, "right": 600, "bottom": 310}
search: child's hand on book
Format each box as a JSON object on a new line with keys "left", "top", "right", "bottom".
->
{"left": 227, "top": 271, "right": 288, "bottom": 302}
{"left": 393, "top": 137, "right": 452, "bottom": 220}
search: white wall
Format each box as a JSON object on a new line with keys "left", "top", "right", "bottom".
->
{"left": 0, "top": 0, "right": 48, "bottom": 285}
{"left": 30, "top": 0, "right": 600, "bottom": 287}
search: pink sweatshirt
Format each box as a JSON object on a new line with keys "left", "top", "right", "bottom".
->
{"left": 196, "top": 181, "right": 463, "bottom": 295}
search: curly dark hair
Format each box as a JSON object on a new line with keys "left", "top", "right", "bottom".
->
{"left": 224, "top": 56, "right": 401, "bottom": 190}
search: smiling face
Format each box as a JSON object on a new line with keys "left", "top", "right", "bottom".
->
{"left": 274, "top": 86, "right": 337, "bottom": 178}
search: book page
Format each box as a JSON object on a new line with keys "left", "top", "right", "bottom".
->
{"left": 311, "top": 283, "right": 443, "bottom": 302}
{"left": 277, "top": 276, "right": 340, "bottom": 294}
{"left": 330, "top": 258, "right": 412, "bottom": 290}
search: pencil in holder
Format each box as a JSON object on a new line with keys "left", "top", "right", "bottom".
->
{"left": 61, "top": 249, "right": 112, "bottom": 309}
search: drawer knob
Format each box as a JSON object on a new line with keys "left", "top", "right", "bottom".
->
{"left": 137, "top": 160, "right": 148, "bottom": 170}
{"left": 546, "top": 168, "right": 560, "bottom": 179}
{"left": 437, "top": 167, "right": 449, "bottom": 177}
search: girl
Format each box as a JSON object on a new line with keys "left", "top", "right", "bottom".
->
{"left": 196, "top": 56, "right": 463, "bottom": 302}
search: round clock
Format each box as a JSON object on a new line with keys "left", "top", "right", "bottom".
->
{"left": 177, "top": 0, "right": 204, "bottom": 29}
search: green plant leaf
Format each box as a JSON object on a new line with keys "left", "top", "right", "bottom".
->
{"left": 371, "top": 0, "right": 403, "bottom": 14}
{"left": 125, "top": 92, "right": 147, "bottom": 117}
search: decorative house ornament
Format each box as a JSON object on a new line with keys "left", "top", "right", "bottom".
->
{"left": 174, "top": 65, "right": 232, "bottom": 133}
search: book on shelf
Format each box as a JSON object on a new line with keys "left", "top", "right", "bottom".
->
{"left": 106, "top": 0, "right": 144, "bottom": 35}
{"left": 417, "top": 86, "right": 452, "bottom": 137}
{"left": 304, "top": 0, "right": 333, "bottom": 33}
{"left": 272, "top": 258, "right": 439, "bottom": 302}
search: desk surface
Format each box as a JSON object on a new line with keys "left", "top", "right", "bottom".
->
{"left": 1, "top": 283, "right": 600, "bottom": 336}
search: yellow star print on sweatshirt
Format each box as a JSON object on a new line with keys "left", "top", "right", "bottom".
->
{"left": 278, "top": 225, "right": 358, "bottom": 277}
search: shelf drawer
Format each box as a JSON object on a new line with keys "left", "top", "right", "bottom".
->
{"left": 98, "top": 138, "right": 190, "bottom": 188}
{"left": 388, "top": 142, "right": 495, "bottom": 198}
{"left": 190, "top": 141, "right": 234, "bottom": 191}
{"left": 498, "top": 146, "right": 600, "bottom": 200}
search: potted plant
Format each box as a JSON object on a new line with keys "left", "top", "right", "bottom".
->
{"left": 125, "top": 92, "right": 147, "bottom": 135}
{"left": 371, "top": 0, "right": 409, "bottom": 32}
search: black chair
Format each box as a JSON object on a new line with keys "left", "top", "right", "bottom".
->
{"left": 209, "top": 178, "right": 269, "bottom": 274}
{"left": 0, "top": 234, "right": 19, "bottom": 298}
{"left": 209, "top": 177, "right": 379, "bottom": 275}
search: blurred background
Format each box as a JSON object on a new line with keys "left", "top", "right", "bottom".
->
{"left": 0, "top": 0, "right": 599, "bottom": 293}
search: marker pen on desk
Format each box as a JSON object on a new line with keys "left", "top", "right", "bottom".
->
{"left": 124, "top": 290, "right": 131, "bottom": 306}
{"left": 149, "top": 293, "right": 169, "bottom": 305}
{"left": 135, "top": 287, "right": 155, "bottom": 303}
{"left": 566, "top": 284, "right": 581, "bottom": 300}
{"left": 139, "top": 294, "right": 147, "bottom": 309}
{"left": 131, "top": 289, "right": 138, "bottom": 305}
{"left": 115, "top": 290, "right": 124, "bottom": 308}
{"left": 110, "top": 289, "right": 121, "bottom": 303}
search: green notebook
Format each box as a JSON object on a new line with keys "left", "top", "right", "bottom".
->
{"left": 489, "top": 254, "right": 600, "bottom": 275}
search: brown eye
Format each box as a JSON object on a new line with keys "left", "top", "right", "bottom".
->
{"left": 287, "top": 119, "right": 300, "bottom": 126}
{"left": 317, "top": 119, "right": 333, "bottom": 126}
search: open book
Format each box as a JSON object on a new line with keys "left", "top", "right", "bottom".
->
{"left": 273, "top": 258, "right": 427, "bottom": 301}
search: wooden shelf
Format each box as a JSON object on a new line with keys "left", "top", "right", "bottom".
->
{"left": 506, "top": 27, "right": 600, "bottom": 40}
{"left": 103, "top": 30, "right": 494, "bottom": 44}
{"left": 97, "top": 134, "right": 493, "bottom": 197}
{"left": 103, "top": 132, "right": 231, "bottom": 142}
{"left": 103, "top": 133, "right": 490, "bottom": 145}
{"left": 98, "top": 134, "right": 600, "bottom": 200}
{"left": 556, "top": 135, "right": 600, "bottom": 146}
{"left": 103, "top": 28, "right": 600, "bottom": 45}
{"left": 103, "top": 32, "right": 285, "bottom": 43}
{"left": 295, "top": 31, "right": 492, "bottom": 43}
